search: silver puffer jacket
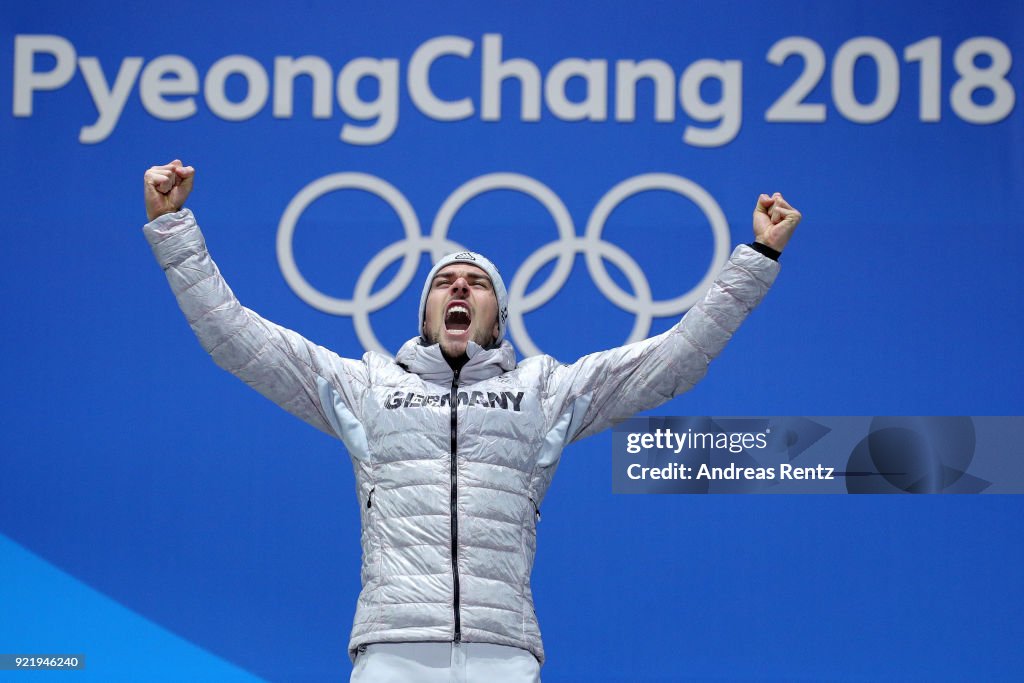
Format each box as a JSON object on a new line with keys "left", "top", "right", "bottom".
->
{"left": 144, "top": 209, "right": 780, "bottom": 664}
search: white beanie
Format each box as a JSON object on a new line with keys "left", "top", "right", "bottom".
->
{"left": 418, "top": 251, "right": 509, "bottom": 345}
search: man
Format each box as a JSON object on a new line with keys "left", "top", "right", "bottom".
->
{"left": 143, "top": 160, "right": 800, "bottom": 682}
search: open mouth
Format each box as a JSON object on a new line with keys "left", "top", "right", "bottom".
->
{"left": 444, "top": 302, "right": 471, "bottom": 335}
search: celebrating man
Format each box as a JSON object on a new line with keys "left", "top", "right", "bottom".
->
{"left": 143, "top": 160, "right": 800, "bottom": 682}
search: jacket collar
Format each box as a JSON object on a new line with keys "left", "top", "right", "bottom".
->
{"left": 395, "top": 338, "right": 516, "bottom": 385}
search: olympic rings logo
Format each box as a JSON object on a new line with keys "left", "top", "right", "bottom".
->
{"left": 277, "top": 172, "right": 731, "bottom": 357}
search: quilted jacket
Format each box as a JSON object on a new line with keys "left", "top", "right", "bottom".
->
{"left": 143, "top": 208, "right": 780, "bottom": 663}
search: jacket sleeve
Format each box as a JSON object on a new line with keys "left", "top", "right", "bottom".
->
{"left": 142, "top": 208, "right": 368, "bottom": 438}
{"left": 545, "top": 244, "right": 780, "bottom": 444}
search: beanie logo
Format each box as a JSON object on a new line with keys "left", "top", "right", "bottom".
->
{"left": 453, "top": 252, "right": 476, "bottom": 261}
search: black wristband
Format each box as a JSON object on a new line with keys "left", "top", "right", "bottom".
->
{"left": 749, "top": 241, "right": 781, "bottom": 261}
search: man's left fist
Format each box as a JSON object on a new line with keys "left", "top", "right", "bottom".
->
{"left": 753, "top": 193, "right": 801, "bottom": 253}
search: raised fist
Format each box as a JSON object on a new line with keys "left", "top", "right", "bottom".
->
{"left": 753, "top": 192, "right": 802, "bottom": 253}
{"left": 144, "top": 160, "right": 194, "bottom": 221}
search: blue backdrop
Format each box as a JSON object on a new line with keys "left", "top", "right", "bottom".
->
{"left": 2, "top": 1, "right": 1022, "bottom": 680}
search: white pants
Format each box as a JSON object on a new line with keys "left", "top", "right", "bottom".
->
{"left": 350, "top": 642, "right": 541, "bottom": 683}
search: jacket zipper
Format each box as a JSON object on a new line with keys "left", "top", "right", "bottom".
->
{"left": 366, "top": 486, "right": 375, "bottom": 509}
{"left": 529, "top": 496, "right": 541, "bottom": 523}
{"left": 449, "top": 368, "right": 462, "bottom": 643}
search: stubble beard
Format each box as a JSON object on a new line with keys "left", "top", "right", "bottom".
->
{"left": 425, "top": 325, "right": 496, "bottom": 357}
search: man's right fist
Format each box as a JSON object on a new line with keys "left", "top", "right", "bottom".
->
{"left": 144, "top": 160, "right": 194, "bottom": 221}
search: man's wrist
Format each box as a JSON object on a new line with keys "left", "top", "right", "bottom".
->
{"left": 749, "top": 241, "right": 781, "bottom": 261}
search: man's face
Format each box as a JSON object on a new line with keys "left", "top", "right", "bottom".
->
{"left": 422, "top": 263, "right": 500, "bottom": 357}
